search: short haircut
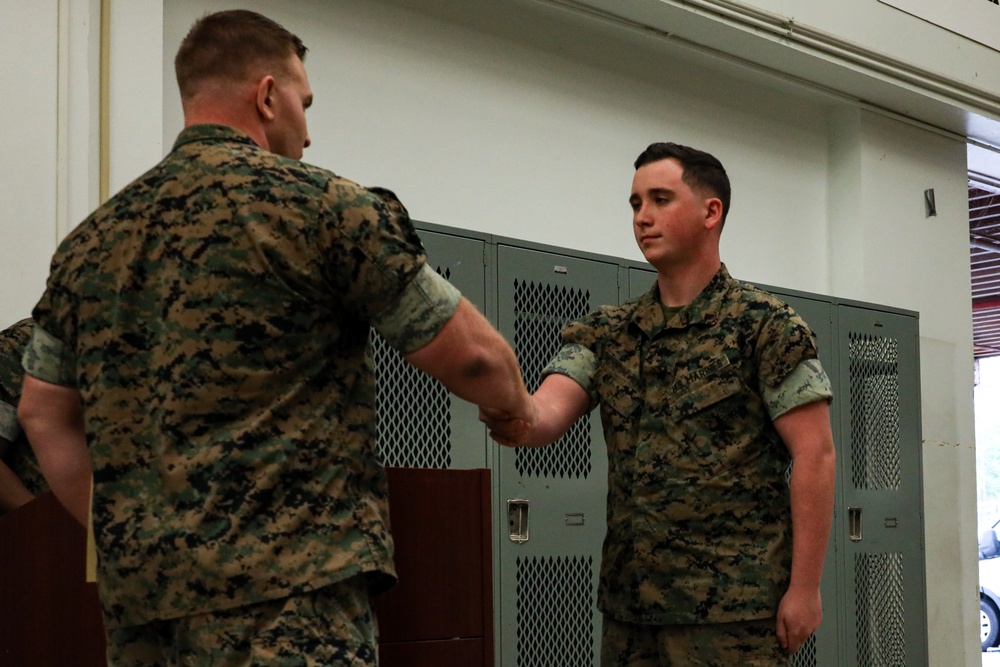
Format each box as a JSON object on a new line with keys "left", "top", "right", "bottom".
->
{"left": 175, "top": 9, "right": 308, "bottom": 100}
{"left": 634, "top": 142, "right": 731, "bottom": 226}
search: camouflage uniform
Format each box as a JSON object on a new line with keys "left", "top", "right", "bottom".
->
{"left": 23, "top": 125, "right": 461, "bottom": 641}
{"left": 543, "top": 265, "right": 832, "bottom": 629}
{"left": 0, "top": 318, "right": 47, "bottom": 497}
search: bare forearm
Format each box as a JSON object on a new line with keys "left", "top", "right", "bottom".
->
{"left": 33, "top": 442, "right": 91, "bottom": 526}
{"left": 788, "top": 447, "right": 836, "bottom": 591}
{"left": 447, "top": 327, "right": 531, "bottom": 416}
{"left": 405, "top": 298, "right": 533, "bottom": 419}
{"left": 19, "top": 376, "right": 92, "bottom": 526}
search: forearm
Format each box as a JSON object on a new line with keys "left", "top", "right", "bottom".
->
{"left": 404, "top": 298, "right": 533, "bottom": 419}
{"left": 19, "top": 376, "right": 92, "bottom": 526}
{"left": 522, "top": 375, "right": 590, "bottom": 446}
{"left": 787, "top": 446, "right": 836, "bottom": 591}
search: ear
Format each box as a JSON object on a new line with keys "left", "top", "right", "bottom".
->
{"left": 704, "top": 197, "right": 724, "bottom": 231}
{"left": 255, "top": 75, "right": 277, "bottom": 121}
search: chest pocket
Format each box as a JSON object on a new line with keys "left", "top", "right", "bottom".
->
{"left": 670, "top": 356, "right": 742, "bottom": 419}
{"left": 596, "top": 356, "right": 642, "bottom": 419}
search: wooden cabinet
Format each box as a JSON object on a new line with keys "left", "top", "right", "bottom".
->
{"left": 0, "top": 493, "right": 106, "bottom": 666}
{"left": 375, "top": 467, "right": 493, "bottom": 667}
{"left": 0, "top": 472, "right": 494, "bottom": 667}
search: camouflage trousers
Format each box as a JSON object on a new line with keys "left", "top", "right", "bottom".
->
{"left": 601, "top": 614, "right": 791, "bottom": 667}
{"left": 106, "top": 575, "right": 379, "bottom": 667}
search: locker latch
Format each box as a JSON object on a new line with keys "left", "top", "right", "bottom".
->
{"left": 849, "top": 507, "right": 863, "bottom": 542}
{"left": 507, "top": 499, "right": 530, "bottom": 543}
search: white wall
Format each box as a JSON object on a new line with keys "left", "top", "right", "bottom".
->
{"left": 829, "top": 109, "right": 978, "bottom": 661}
{"left": 108, "top": 1, "right": 162, "bottom": 196}
{"left": 0, "top": 1, "right": 60, "bottom": 324}
{"left": 162, "top": 0, "right": 832, "bottom": 293}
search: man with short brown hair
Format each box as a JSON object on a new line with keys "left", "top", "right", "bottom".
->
{"left": 484, "top": 142, "right": 835, "bottom": 666}
{"left": 20, "top": 9, "right": 534, "bottom": 666}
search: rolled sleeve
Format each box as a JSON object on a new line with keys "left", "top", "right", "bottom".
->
{"left": 762, "top": 358, "right": 833, "bottom": 419}
{"left": 22, "top": 325, "right": 77, "bottom": 387}
{"left": 541, "top": 343, "right": 598, "bottom": 405}
{"left": 371, "top": 264, "right": 462, "bottom": 354}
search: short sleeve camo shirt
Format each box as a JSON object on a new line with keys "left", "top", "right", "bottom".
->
{"left": 25, "top": 125, "right": 456, "bottom": 629}
{"left": 543, "top": 264, "right": 832, "bottom": 625}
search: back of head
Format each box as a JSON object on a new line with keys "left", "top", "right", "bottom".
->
{"left": 175, "top": 9, "right": 308, "bottom": 100}
{"left": 634, "top": 142, "right": 731, "bottom": 226}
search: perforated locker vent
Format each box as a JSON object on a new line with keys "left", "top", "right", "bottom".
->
{"left": 849, "top": 333, "right": 901, "bottom": 491}
{"left": 516, "top": 555, "right": 594, "bottom": 667}
{"left": 855, "top": 552, "right": 905, "bottom": 667}
{"left": 791, "top": 634, "right": 817, "bottom": 667}
{"left": 372, "top": 267, "right": 453, "bottom": 468}
{"left": 513, "top": 280, "right": 592, "bottom": 478}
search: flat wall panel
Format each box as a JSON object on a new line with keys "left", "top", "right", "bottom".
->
{"left": 0, "top": 0, "right": 59, "bottom": 323}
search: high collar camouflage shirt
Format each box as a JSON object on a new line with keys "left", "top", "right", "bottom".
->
{"left": 543, "top": 264, "right": 829, "bottom": 625}
{"left": 26, "top": 125, "right": 442, "bottom": 628}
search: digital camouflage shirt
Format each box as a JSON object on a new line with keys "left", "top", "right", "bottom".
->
{"left": 24, "top": 125, "right": 460, "bottom": 629}
{"left": 0, "top": 318, "right": 47, "bottom": 497}
{"left": 543, "top": 264, "right": 832, "bottom": 625}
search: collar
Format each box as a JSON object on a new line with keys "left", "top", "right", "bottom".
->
{"left": 629, "top": 263, "right": 732, "bottom": 338}
{"left": 171, "top": 124, "right": 261, "bottom": 151}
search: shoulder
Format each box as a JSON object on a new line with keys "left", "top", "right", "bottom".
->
{"left": 722, "top": 278, "right": 810, "bottom": 332}
{"left": 561, "top": 302, "right": 634, "bottom": 348}
{"left": 578, "top": 302, "right": 634, "bottom": 330}
{"left": 727, "top": 277, "right": 795, "bottom": 313}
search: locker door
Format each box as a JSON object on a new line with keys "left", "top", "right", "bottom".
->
{"left": 373, "top": 230, "right": 488, "bottom": 470}
{"left": 495, "top": 245, "right": 618, "bottom": 667}
{"left": 775, "top": 292, "right": 842, "bottom": 667}
{"left": 836, "top": 306, "right": 926, "bottom": 667}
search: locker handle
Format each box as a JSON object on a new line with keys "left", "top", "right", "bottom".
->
{"left": 507, "top": 499, "right": 530, "bottom": 544}
{"left": 849, "top": 506, "right": 863, "bottom": 542}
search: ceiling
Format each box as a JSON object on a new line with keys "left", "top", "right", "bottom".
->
{"left": 971, "top": 184, "right": 1000, "bottom": 358}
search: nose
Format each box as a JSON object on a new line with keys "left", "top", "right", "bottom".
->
{"left": 304, "top": 135, "right": 311, "bottom": 149}
{"left": 633, "top": 202, "right": 651, "bottom": 226}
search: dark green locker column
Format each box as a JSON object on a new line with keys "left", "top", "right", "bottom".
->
{"left": 495, "top": 244, "right": 618, "bottom": 667}
{"left": 835, "top": 305, "right": 926, "bottom": 667}
{"left": 373, "top": 229, "right": 489, "bottom": 470}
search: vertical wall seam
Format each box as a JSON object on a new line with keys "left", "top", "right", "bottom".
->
{"left": 99, "top": 0, "right": 109, "bottom": 204}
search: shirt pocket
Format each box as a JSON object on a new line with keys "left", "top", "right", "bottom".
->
{"left": 596, "top": 356, "right": 642, "bottom": 419}
{"left": 670, "top": 356, "right": 742, "bottom": 419}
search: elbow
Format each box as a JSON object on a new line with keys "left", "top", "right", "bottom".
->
{"left": 17, "top": 397, "right": 39, "bottom": 434}
{"left": 457, "top": 353, "right": 494, "bottom": 380}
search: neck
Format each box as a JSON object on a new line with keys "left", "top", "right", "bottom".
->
{"left": 655, "top": 256, "right": 721, "bottom": 307}
{"left": 181, "top": 92, "right": 269, "bottom": 152}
